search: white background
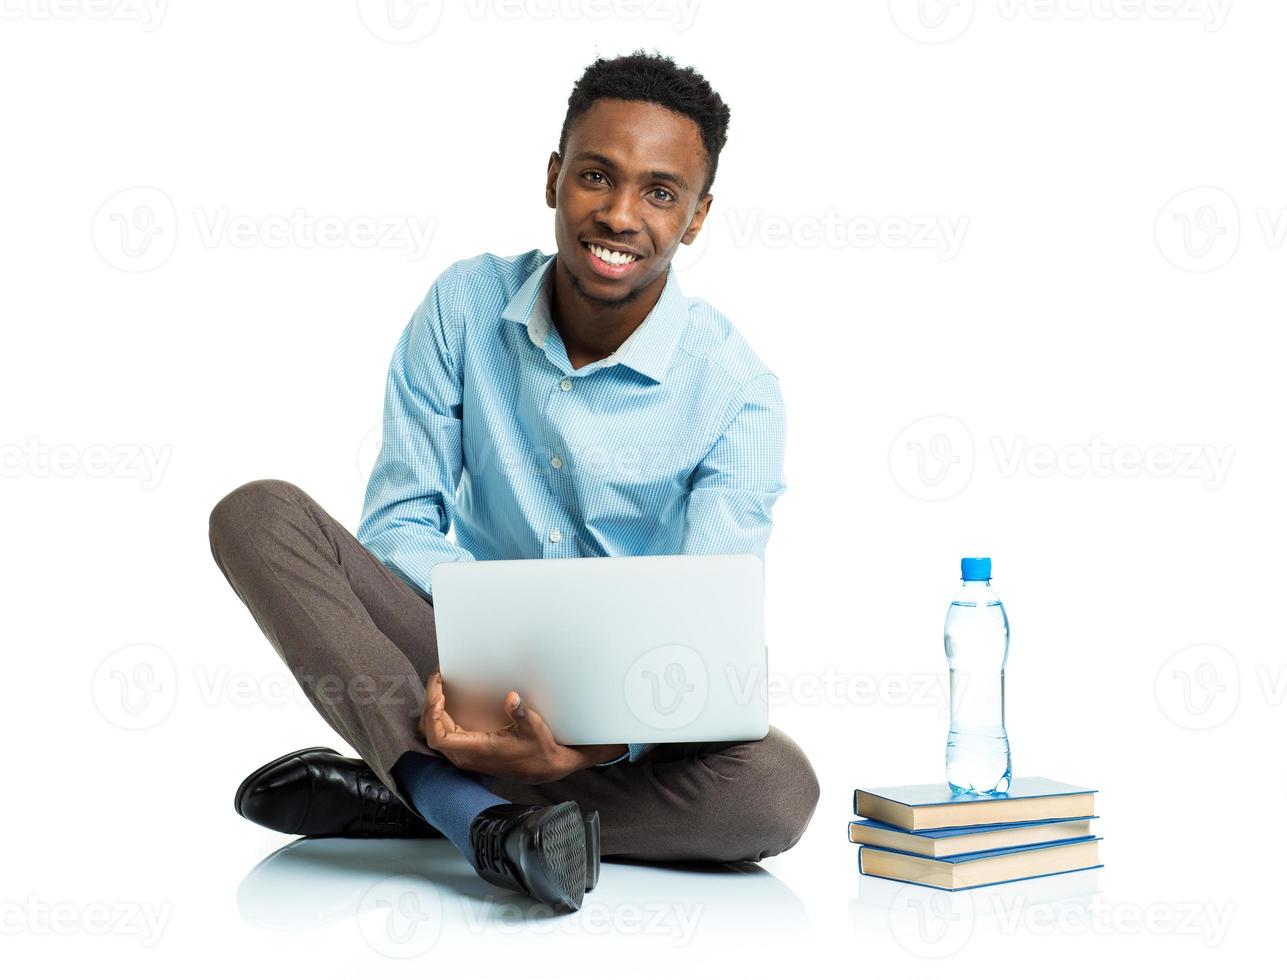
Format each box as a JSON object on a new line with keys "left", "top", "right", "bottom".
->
{"left": 1, "top": 0, "right": 1278, "bottom": 975}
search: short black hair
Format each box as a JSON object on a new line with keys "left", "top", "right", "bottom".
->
{"left": 558, "top": 49, "right": 731, "bottom": 199}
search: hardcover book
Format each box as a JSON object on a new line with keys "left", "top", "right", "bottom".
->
{"left": 853, "top": 777, "right": 1097, "bottom": 831}
{"left": 858, "top": 837, "right": 1103, "bottom": 891}
{"left": 848, "top": 816, "right": 1097, "bottom": 858}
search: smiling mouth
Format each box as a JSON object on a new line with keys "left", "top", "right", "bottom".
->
{"left": 582, "top": 240, "right": 642, "bottom": 278}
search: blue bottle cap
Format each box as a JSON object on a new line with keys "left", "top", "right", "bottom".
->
{"left": 961, "top": 556, "right": 992, "bottom": 581}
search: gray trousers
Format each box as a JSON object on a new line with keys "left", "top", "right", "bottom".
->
{"left": 208, "top": 479, "right": 819, "bottom": 862}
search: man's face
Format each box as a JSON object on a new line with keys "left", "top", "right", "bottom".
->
{"left": 546, "top": 97, "right": 713, "bottom": 307}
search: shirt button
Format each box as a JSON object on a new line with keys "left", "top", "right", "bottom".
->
{"left": 560, "top": 379, "right": 572, "bottom": 391}
{"left": 549, "top": 529, "right": 562, "bottom": 543}
{"left": 550, "top": 455, "right": 563, "bottom": 469}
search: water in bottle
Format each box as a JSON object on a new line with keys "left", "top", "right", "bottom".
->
{"left": 944, "top": 556, "right": 1012, "bottom": 795}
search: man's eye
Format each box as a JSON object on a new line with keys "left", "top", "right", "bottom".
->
{"left": 651, "top": 188, "right": 675, "bottom": 202}
{"left": 583, "top": 171, "right": 606, "bottom": 184}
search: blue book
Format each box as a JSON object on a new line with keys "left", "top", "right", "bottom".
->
{"left": 854, "top": 777, "right": 1097, "bottom": 831}
{"left": 858, "top": 837, "right": 1104, "bottom": 891}
{"left": 849, "top": 815, "right": 1098, "bottom": 858}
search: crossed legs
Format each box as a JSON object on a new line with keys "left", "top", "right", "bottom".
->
{"left": 208, "top": 479, "right": 819, "bottom": 863}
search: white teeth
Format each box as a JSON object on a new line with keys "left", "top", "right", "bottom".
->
{"left": 588, "top": 243, "right": 636, "bottom": 266}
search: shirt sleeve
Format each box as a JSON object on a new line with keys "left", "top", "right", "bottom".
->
{"left": 357, "top": 268, "right": 476, "bottom": 599}
{"left": 680, "top": 371, "right": 787, "bottom": 560}
{"left": 605, "top": 374, "right": 787, "bottom": 767}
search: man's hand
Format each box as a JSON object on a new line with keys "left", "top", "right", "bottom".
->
{"left": 418, "top": 673, "right": 625, "bottom": 783}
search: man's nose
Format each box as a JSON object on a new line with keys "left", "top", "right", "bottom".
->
{"left": 596, "top": 187, "right": 641, "bottom": 235}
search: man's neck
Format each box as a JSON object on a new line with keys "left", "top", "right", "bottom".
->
{"left": 550, "top": 255, "right": 667, "bottom": 370}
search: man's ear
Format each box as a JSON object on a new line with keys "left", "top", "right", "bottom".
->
{"left": 681, "top": 193, "right": 714, "bottom": 245}
{"left": 545, "top": 151, "right": 561, "bottom": 208}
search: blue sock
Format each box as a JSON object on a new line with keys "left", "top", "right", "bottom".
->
{"left": 390, "top": 751, "right": 508, "bottom": 867}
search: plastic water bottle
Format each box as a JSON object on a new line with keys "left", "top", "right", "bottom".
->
{"left": 944, "top": 556, "right": 1012, "bottom": 795}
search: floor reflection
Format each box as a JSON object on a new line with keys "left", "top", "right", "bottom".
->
{"left": 849, "top": 855, "right": 1103, "bottom": 954}
{"left": 238, "top": 836, "right": 810, "bottom": 941}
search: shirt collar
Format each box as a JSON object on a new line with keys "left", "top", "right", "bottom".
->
{"left": 501, "top": 252, "right": 688, "bottom": 384}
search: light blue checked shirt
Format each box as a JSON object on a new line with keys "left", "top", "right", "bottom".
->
{"left": 357, "top": 249, "right": 786, "bottom": 762}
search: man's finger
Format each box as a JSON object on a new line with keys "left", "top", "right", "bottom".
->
{"left": 422, "top": 674, "right": 459, "bottom": 745}
{"left": 505, "top": 692, "right": 555, "bottom": 745}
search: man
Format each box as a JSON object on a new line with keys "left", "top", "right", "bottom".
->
{"left": 209, "top": 50, "right": 818, "bottom": 915}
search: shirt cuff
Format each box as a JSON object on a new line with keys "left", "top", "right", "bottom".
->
{"left": 593, "top": 742, "right": 652, "bottom": 766}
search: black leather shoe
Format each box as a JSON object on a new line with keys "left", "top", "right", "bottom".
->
{"left": 469, "top": 802, "right": 590, "bottom": 913}
{"left": 234, "top": 746, "right": 442, "bottom": 838}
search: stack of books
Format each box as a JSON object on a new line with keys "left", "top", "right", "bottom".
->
{"left": 850, "top": 777, "right": 1102, "bottom": 891}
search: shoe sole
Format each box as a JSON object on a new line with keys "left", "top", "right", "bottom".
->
{"left": 584, "top": 810, "right": 600, "bottom": 892}
{"left": 233, "top": 746, "right": 337, "bottom": 818}
{"left": 525, "top": 801, "right": 587, "bottom": 914}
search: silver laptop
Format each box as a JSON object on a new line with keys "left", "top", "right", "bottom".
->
{"left": 432, "top": 553, "right": 768, "bottom": 745}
